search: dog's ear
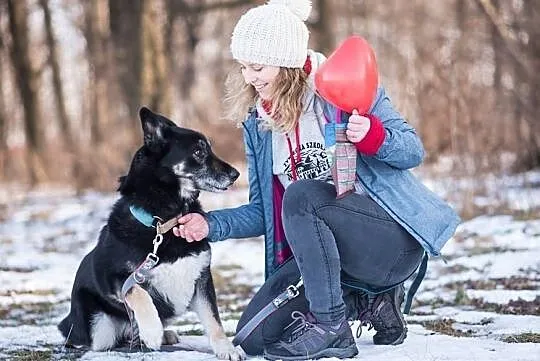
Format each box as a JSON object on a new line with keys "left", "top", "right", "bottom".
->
{"left": 139, "top": 107, "right": 169, "bottom": 152}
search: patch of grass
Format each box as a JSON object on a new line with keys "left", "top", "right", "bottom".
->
{"left": 0, "top": 266, "right": 39, "bottom": 273}
{"left": 5, "top": 350, "right": 53, "bottom": 361}
{"left": 179, "top": 329, "right": 204, "bottom": 336}
{"left": 437, "top": 264, "right": 471, "bottom": 275}
{"left": 421, "top": 318, "right": 475, "bottom": 337}
{"left": 502, "top": 332, "right": 540, "bottom": 343}
{"left": 445, "top": 276, "right": 538, "bottom": 291}
{"left": 513, "top": 209, "right": 540, "bottom": 221}
{"left": 0, "top": 299, "right": 65, "bottom": 327}
{"left": 0, "top": 289, "right": 58, "bottom": 297}
{"left": 467, "top": 246, "right": 514, "bottom": 256}
{"left": 454, "top": 286, "right": 471, "bottom": 305}
{"left": 4, "top": 347, "right": 85, "bottom": 361}
{"left": 414, "top": 297, "right": 448, "bottom": 309}
{"left": 471, "top": 296, "right": 540, "bottom": 316}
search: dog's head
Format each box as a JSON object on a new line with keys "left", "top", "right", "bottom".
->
{"left": 119, "top": 107, "right": 239, "bottom": 201}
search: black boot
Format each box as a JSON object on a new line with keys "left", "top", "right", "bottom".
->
{"left": 263, "top": 311, "right": 358, "bottom": 360}
{"left": 344, "top": 285, "right": 407, "bottom": 345}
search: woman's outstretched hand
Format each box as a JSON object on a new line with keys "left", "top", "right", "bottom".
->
{"left": 346, "top": 109, "right": 371, "bottom": 143}
{"left": 173, "top": 213, "right": 209, "bottom": 242}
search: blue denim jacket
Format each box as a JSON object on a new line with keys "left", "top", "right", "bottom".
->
{"left": 207, "top": 87, "right": 461, "bottom": 278}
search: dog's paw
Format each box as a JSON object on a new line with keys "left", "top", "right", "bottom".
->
{"left": 139, "top": 321, "right": 163, "bottom": 350}
{"left": 212, "top": 338, "right": 245, "bottom": 361}
{"left": 162, "top": 329, "right": 179, "bottom": 345}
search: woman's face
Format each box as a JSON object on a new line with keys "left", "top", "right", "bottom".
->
{"left": 238, "top": 61, "right": 280, "bottom": 101}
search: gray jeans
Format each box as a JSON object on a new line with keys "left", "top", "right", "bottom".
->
{"left": 237, "top": 180, "right": 423, "bottom": 355}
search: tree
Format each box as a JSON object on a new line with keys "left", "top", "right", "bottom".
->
{"left": 84, "top": 0, "right": 110, "bottom": 146}
{"left": 7, "top": 0, "right": 44, "bottom": 185}
{"left": 0, "top": 7, "right": 6, "bottom": 179}
{"left": 38, "top": 0, "right": 74, "bottom": 150}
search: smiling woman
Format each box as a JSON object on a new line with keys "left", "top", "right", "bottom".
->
{"left": 173, "top": 0, "right": 461, "bottom": 360}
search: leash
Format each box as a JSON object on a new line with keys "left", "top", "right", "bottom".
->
{"left": 121, "top": 206, "right": 179, "bottom": 300}
{"left": 121, "top": 205, "right": 182, "bottom": 349}
{"left": 232, "top": 278, "right": 303, "bottom": 347}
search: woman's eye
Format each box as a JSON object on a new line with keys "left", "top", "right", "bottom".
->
{"left": 253, "top": 67, "right": 263, "bottom": 72}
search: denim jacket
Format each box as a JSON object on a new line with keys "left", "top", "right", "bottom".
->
{"left": 207, "top": 87, "right": 461, "bottom": 278}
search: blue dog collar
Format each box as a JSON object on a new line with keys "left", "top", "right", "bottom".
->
{"left": 129, "top": 205, "right": 158, "bottom": 228}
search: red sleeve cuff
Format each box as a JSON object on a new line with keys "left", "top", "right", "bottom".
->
{"left": 354, "top": 114, "right": 386, "bottom": 155}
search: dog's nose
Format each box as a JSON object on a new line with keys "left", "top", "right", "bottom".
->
{"left": 229, "top": 168, "right": 240, "bottom": 181}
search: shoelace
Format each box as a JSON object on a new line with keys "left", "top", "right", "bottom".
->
{"left": 284, "top": 311, "right": 316, "bottom": 342}
{"left": 354, "top": 293, "right": 386, "bottom": 338}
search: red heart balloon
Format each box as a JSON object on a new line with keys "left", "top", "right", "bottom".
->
{"left": 315, "top": 35, "right": 378, "bottom": 114}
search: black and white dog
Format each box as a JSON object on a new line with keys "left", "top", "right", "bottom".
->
{"left": 58, "top": 107, "right": 243, "bottom": 360}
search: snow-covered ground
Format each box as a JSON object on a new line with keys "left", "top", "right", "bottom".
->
{"left": 0, "top": 171, "right": 539, "bottom": 360}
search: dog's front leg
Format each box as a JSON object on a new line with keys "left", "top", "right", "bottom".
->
{"left": 124, "top": 284, "right": 163, "bottom": 350}
{"left": 192, "top": 271, "right": 244, "bottom": 361}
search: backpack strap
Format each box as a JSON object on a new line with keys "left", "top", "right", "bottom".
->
{"left": 403, "top": 252, "right": 429, "bottom": 314}
{"left": 233, "top": 278, "right": 304, "bottom": 347}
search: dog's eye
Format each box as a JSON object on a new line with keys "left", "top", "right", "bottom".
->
{"left": 194, "top": 149, "right": 204, "bottom": 158}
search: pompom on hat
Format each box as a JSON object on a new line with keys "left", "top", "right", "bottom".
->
{"left": 231, "top": 0, "right": 312, "bottom": 68}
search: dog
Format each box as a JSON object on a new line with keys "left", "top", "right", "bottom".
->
{"left": 58, "top": 107, "right": 243, "bottom": 360}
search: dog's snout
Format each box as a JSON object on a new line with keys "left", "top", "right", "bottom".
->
{"left": 229, "top": 168, "right": 240, "bottom": 182}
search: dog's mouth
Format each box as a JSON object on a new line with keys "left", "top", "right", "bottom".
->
{"left": 199, "top": 178, "right": 235, "bottom": 193}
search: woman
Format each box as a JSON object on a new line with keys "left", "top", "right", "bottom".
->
{"left": 173, "top": 1, "right": 460, "bottom": 359}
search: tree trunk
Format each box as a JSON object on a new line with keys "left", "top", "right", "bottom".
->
{"left": 0, "top": 24, "right": 6, "bottom": 179}
{"left": 7, "top": 0, "right": 43, "bottom": 185}
{"left": 141, "top": 0, "right": 171, "bottom": 114}
{"left": 38, "top": 0, "right": 73, "bottom": 150}
{"left": 311, "top": 0, "right": 334, "bottom": 54}
{"left": 109, "top": 0, "right": 144, "bottom": 127}
{"left": 84, "top": 0, "right": 110, "bottom": 146}
{"left": 521, "top": 0, "right": 540, "bottom": 168}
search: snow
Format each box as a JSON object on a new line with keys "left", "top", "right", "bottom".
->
{"left": 1, "top": 171, "right": 539, "bottom": 360}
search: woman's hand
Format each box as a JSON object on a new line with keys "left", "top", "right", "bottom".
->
{"left": 173, "top": 213, "right": 209, "bottom": 242}
{"left": 346, "top": 109, "right": 371, "bottom": 143}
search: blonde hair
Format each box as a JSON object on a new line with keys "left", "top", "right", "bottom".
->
{"left": 223, "top": 66, "right": 308, "bottom": 133}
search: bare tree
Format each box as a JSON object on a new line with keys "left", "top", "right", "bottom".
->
{"left": 0, "top": 10, "right": 6, "bottom": 180}
{"left": 476, "top": 0, "right": 540, "bottom": 169}
{"left": 38, "top": 0, "right": 74, "bottom": 150}
{"left": 141, "top": 0, "right": 171, "bottom": 114}
{"left": 84, "top": 0, "right": 110, "bottom": 146}
{"left": 109, "top": 0, "right": 144, "bottom": 129}
{"left": 7, "top": 0, "right": 44, "bottom": 185}
{"left": 310, "top": 0, "right": 335, "bottom": 54}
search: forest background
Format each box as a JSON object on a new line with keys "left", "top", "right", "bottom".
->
{"left": 0, "top": 0, "right": 538, "bottom": 219}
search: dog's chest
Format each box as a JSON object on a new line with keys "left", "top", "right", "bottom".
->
{"left": 149, "top": 250, "right": 211, "bottom": 314}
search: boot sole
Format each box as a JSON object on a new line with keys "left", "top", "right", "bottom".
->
{"left": 264, "top": 344, "right": 358, "bottom": 360}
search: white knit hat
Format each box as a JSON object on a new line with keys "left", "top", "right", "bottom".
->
{"left": 231, "top": 0, "right": 312, "bottom": 68}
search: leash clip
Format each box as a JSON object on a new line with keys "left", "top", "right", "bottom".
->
{"left": 151, "top": 233, "right": 163, "bottom": 256}
{"left": 133, "top": 253, "right": 159, "bottom": 283}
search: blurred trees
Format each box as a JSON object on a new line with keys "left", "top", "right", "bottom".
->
{"left": 0, "top": 0, "right": 537, "bottom": 192}
{"left": 7, "top": 0, "right": 43, "bottom": 184}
